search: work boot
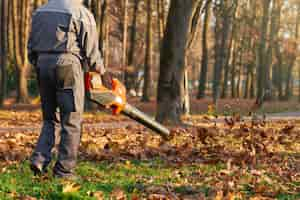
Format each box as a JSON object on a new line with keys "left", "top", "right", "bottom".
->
{"left": 30, "top": 163, "right": 47, "bottom": 176}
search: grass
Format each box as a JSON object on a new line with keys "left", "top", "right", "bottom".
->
{"left": 0, "top": 159, "right": 299, "bottom": 199}
{"left": 0, "top": 159, "right": 204, "bottom": 199}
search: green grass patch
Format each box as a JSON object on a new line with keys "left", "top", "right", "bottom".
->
{"left": 0, "top": 159, "right": 299, "bottom": 199}
{"left": 0, "top": 159, "right": 203, "bottom": 199}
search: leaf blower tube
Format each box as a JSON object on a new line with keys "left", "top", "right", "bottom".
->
{"left": 85, "top": 72, "right": 171, "bottom": 139}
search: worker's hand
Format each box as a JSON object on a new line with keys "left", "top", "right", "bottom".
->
{"left": 101, "top": 71, "right": 113, "bottom": 89}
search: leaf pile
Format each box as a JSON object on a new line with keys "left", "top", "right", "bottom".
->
{"left": 0, "top": 110, "right": 300, "bottom": 199}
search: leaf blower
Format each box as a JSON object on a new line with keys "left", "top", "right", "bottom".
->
{"left": 85, "top": 72, "right": 170, "bottom": 139}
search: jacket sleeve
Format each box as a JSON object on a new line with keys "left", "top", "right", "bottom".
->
{"left": 79, "top": 13, "right": 105, "bottom": 74}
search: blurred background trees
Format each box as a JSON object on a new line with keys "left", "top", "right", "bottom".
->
{"left": 0, "top": 0, "right": 299, "bottom": 123}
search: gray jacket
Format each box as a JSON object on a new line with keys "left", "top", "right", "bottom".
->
{"left": 28, "top": 0, "right": 105, "bottom": 74}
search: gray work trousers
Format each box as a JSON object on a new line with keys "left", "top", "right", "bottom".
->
{"left": 31, "top": 54, "right": 84, "bottom": 177}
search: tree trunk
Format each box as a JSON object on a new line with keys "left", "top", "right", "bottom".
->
{"left": 11, "top": 0, "right": 30, "bottom": 103}
{"left": 236, "top": 66, "right": 241, "bottom": 98}
{"left": 230, "top": 40, "right": 238, "bottom": 98}
{"left": 18, "top": 67, "right": 29, "bottom": 103}
{"left": 256, "top": 0, "right": 271, "bottom": 106}
{"left": 141, "top": 0, "right": 153, "bottom": 102}
{"left": 244, "top": 64, "right": 250, "bottom": 99}
{"left": 156, "top": 0, "right": 196, "bottom": 124}
{"left": 197, "top": 0, "right": 211, "bottom": 99}
{"left": 126, "top": 0, "right": 139, "bottom": 90}
{"left": 221, "top": 34, "right": 234, "bottom": 99}
{"left": 212, "top": 1, "right": 237, "bottom": 105}
{"left": 99, "top": 0, "right": 107, "bottom": 53}
{"left": 181, "top": 69, "right": 190, "bottom": 116}
{"left": 0, "top": 0, "right": 8, "bottom": 106}
{"left": 264, "top": 0, "right": 282, "bottom": 101}
{"left": 122, "top": 0, "right": 128, "bottom": 79}
{"left": 298, "top": 66, "right": 300, "bottom": 102}
{"left": 275, "top": 37, "right": 283, "bottom": 100}
{"left": 250, "top": 70, "right": 255, "bottom": 99}
{"left": 157, "top": 0, "right": 164, "bottom": 41}
{"left": 285, "top": 3, "right": 299, "bottom": 100}
{"left": 104, "top": 17, "right": 110, "bottom": 68}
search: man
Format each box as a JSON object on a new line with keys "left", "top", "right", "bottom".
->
{"left": 28, "top": 0, "right": 109, "bottom": 178}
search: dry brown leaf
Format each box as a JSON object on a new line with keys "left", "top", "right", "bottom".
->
{"left": 94, "top": 191, "right": 105, "bottom": 200}
{"left": 110, "top": 188, "right": 126, "bottom": 200}
{"left": 62, "top": 182, "right": 81, "bottom": 193}
{"left": 148, "top": 194, "right": 170, "bottom": 200}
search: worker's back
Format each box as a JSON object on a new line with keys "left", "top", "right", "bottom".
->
{"left": 28, "top": 0, "right": 104, "bottom": 73}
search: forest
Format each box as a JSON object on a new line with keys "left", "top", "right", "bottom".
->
{"left": 0, "top": 0, "right": 299, "bottom": 119}
{"left": 0, "top": 0, "right": 300, "bottom": 199}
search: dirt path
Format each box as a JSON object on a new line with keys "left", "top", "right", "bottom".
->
{"left": 0, "top": 121, "right": 140, "bottom": 133}
{"left": 1, "top": 110, "right": 300, "bottom": 134}
{"left": 266, "top": 112, "right": 300, "bottom": 118}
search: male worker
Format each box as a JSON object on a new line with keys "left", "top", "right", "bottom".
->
{"left": 27, "top": 0, "right": 110, "bottom": 178}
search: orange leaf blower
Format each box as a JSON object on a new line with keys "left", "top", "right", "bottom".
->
{"left": 85, "top": 72, "right": 170, "bottom": 139}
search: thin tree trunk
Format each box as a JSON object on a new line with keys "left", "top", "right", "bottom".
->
{"left": 122, "top": 0, "right": 128, "bottom": 71}
{"left": 99, "top": 0, "right": 107, "bottom": 52}
{"left": 286, "top": 3, "right": 299, "bottom": 100}
{"left": 11, "top": 0, "right": 30, "bottom": 103}
{"left": 142, "top": 0, "right": 153, "bottom": 102}
{"left": 197, "top": 0, "right": 211, "bottom": 99}
{"left": 157, "top": 0, "right": 164, "bottom": 41}
{"left": 126, "top": 0, "right": 139, "bottom": 90}
{"left": 7, "top": 0, "right": 14, "bottom": 61}
{"left": 0, "top": 0, "right": 8, "bottom": 106}
{"left": 181, "top": 69, "right": 190, "bottom": 116}
{"left": 250, "top": 69, "right": 255, "bottom": 99}
{"left": 231, "top": 40, "right": 238, "bottom": 98}
{"left": 244, "top": 65, "right": 250, "bottom": 99}
{"left": 236, "top": 66, "right": 241, "bottom": 98}
{"left": 221, "top": 33, "right": 234, "bottom": 99}
{"left": 104, "top": 18, "right": 110, "bottom": 68}
{"left": 256, "top": 0, "right": 271, "bottom": 106}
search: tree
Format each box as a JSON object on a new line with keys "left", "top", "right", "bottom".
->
{"left": 126, "top": 0, "right": 140, "bottom": 90}
{"left": 122, "top": 0, "right": 129, "bottom": 69}
{"left": 212, "top": 0, "right": 237, "bottom": 105}
{"left": 156, "top": 0, "right": 197, "bottom": 124}
{"left": 0, "top": 0, "right": 9, "bottom": 106}
{"left": 256, "top": 0, "right": 271, "bottom": 106}
{"left": 142, "top": 0, "right": 153, "bottom": 102}
{"left": 284, "top": 2, "right": 299, "bottom": 100}
{"left": 11, "top": 0, "right": 31, "bottom": 103}
{"left": 197, "top": 0, "right": 211, "bottom": 99}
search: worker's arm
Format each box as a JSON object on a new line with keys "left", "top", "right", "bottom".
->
{"left": 78, "top": 12, "right": 105, "bottom": 75}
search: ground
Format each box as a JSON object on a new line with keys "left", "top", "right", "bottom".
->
{"left": 0, "top": 99, "right": 300, "bottom": 199}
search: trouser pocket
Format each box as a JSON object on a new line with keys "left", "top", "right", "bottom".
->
{"left": 57, "top": 89, "right": 76, "bottom": 113}
{"left": 56, "top": 64, "right": 74, "bottom": 90}
{"left": 55, "top": 59, "right": 84, "bottom": 113}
